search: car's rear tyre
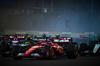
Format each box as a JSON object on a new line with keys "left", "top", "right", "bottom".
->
{"left": 13, "top": 46, "right": 22, "bottom": 60}
{"left": 43, "top": 46, "right": 57, "bottom": 59}
{"left": 1, "top": 42, "right": 11, "bottom": 57}
{"left": 66, "top": 44, "right": 78, "bottom": 59}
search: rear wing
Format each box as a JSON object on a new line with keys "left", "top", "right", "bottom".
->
{"left": 53, "top": 37, "right": 71, "bottom": 43}
{"left": 10, "top": 36, "right": 25, "bottom": 40}
{"left": 33, "top": 35, "right": 50, "bottom": 41}
{"left": 0, "top": 36, "right": 4, "bottom": 40}
{"left": 10, "top": 36, "right": 25, "bottom": 38}
{"left": 33, "top": 38, "right": 46, "bottom": 41}
{"left": 0, "top": 36, "right": 4, "bottom": 38}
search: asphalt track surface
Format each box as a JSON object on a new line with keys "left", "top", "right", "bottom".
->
{"left": 0, "top": 55, "right": 100, "bottom": 66}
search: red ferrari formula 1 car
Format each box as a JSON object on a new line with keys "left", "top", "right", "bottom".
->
{"left": 53, "top": 37, "right": 78, "bottom": 59}
{"left": 13, "top": 35, "right": 78, "bottom": 60}
{"left": 13, "top": 40, "right": 64, "bottom": 60}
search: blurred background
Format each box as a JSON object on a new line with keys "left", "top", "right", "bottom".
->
{"left": 0, "top": 0, "right": 100, "bottom": 35}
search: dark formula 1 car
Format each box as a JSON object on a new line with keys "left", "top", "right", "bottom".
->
{"left": 1, "top": 35, "right": 26, "bottom": 56}
{"left": 13, "top": 35, "right": 78, "bottom": 60}
{"left": 79, "top": 36, "right": 100, "bottom": 56}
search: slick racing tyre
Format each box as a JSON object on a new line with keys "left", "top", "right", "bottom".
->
{"left": 43, "top": 46, "right": 57, "bottom": 59}
{"left": 79, "top": 43, "right": 87, "bottom": 56}
{"left": 13, "top": 46, "right": 22, "bottom": 60}
{"left": 1, "top": 42, "right": 11, "bottom": 57}
{"left": 66, "top": 44, "right": 78, "bottom": 59}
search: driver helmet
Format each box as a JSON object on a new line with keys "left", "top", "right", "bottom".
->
{"left": 27, "top": 35, "right": 31, "bottom": 40}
